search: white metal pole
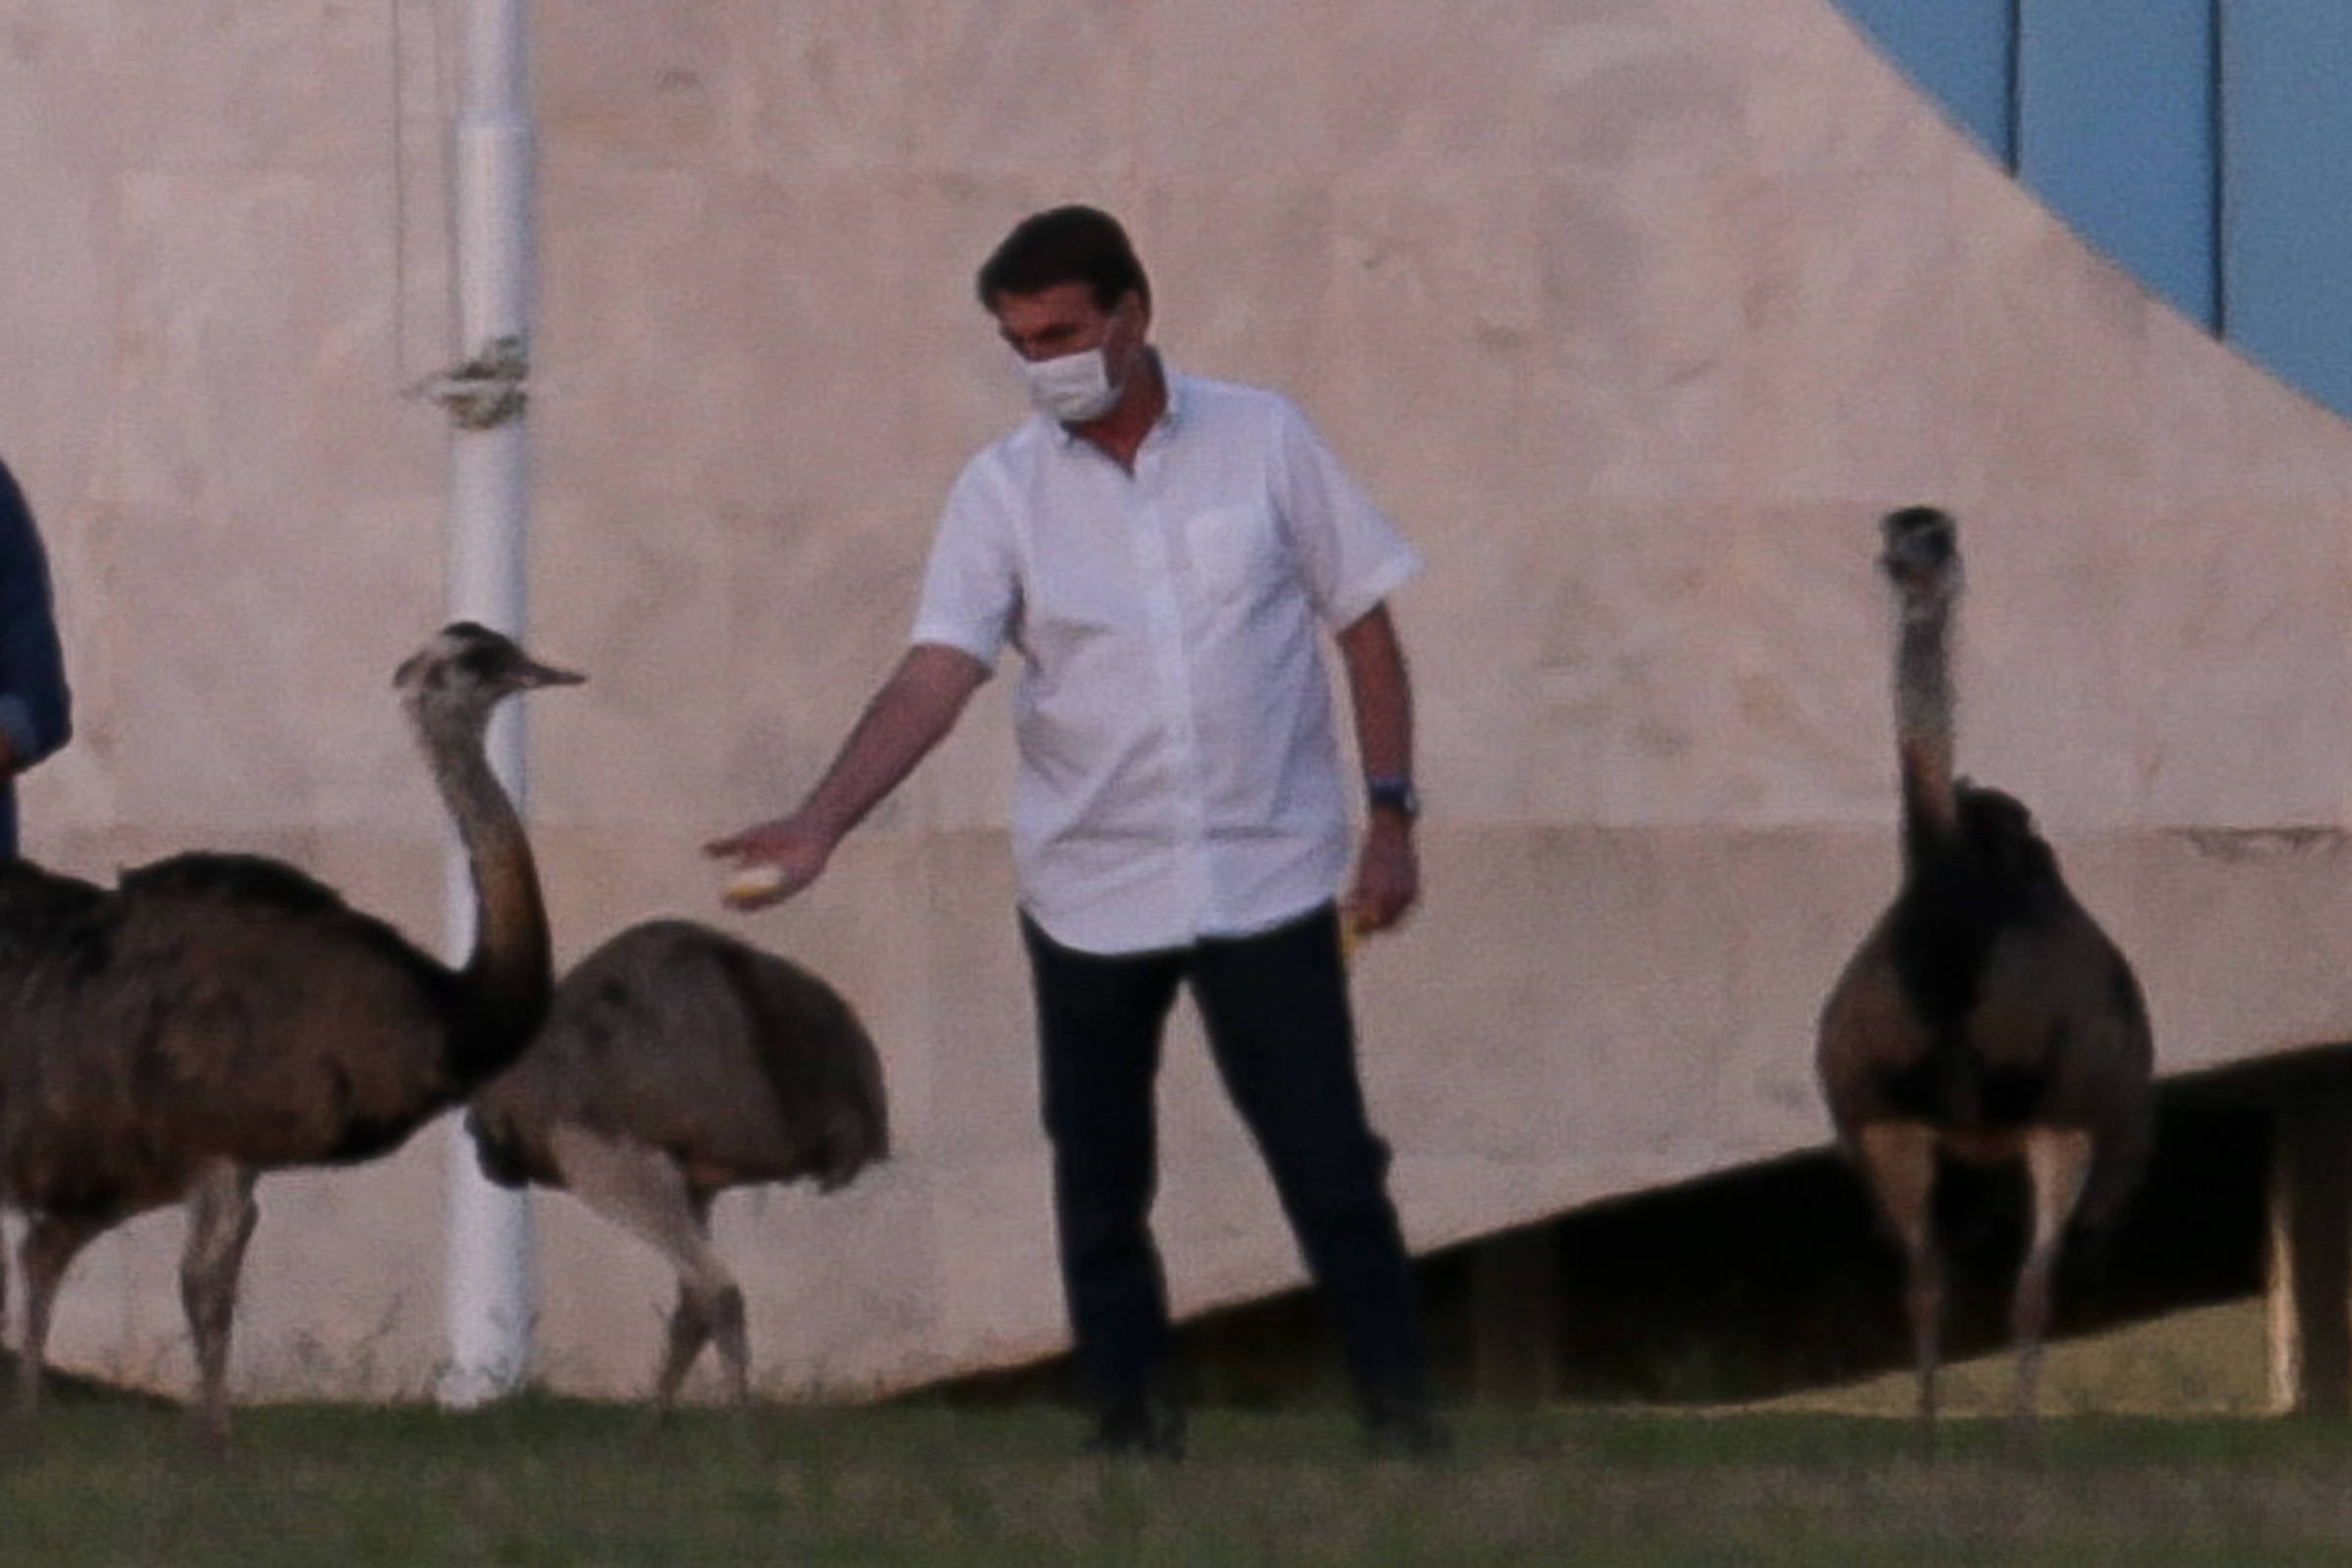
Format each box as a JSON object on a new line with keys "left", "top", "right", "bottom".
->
{"left": 435, "top": 0, "right": 536, "bottom": 1408}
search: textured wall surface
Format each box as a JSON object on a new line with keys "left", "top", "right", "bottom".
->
{"left": 3, "top": 0, "right": 2351, "bottom": 1401}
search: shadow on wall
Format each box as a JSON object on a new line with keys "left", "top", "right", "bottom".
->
{"left": 930, "top": 1057, "right": 2296, "bottom": 1407}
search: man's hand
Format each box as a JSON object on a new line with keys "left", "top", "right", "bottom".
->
{"left": 1342, "top": 814, "right": 1419, "bottom": 938}
{"left": 704, "top": 815, "right": 835, "bottom": 910}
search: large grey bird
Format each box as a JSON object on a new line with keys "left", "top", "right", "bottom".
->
{"left": 1816, "top": 508, "right": 2154, "bottom": 1428}
{"left": 0, "top": 621, "right": 580, "bottom": 1445}
{"left": 466, "top": 918, "right": 888, "bottom": 1408}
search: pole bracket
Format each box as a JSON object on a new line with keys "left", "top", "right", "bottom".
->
{"left": 411, "top": 335, "right": 529, "bottom": 430}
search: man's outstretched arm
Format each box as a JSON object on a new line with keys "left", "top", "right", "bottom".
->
{"left": 706, "top": 642, "right": 990, "bottom": 908}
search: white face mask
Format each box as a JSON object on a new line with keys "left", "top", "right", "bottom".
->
{"left": 1020, "top": 345, "right": 1124, "bottom": 423}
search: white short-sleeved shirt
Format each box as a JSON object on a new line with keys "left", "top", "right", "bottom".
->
{"left": 911, "top": 368, "right": 1420, "bottom": 956}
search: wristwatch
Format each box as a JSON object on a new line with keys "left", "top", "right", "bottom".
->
{"left": 1366, "top": 776, "right": 1420, "bottom": 822}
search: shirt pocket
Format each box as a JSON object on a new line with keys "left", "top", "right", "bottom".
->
{"left": 1182, "top": 503, "right": 1282, "bottom": 599}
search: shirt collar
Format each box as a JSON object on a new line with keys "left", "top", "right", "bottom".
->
{"left": 1044, "top": 352, "right": 1184, "bottom": 448}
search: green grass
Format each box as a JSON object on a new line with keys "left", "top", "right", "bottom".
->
{"left": 0, "top": 1298, "right": 2319, "bottom": 1564}
{"left": 8, "top": 1396, "right": 2352, "bottom": 1565}
{"left": 1748, "top": 1298, "right": 2276, "bottom": 1418}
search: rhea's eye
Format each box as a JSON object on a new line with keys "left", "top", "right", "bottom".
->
{"left": 456, "top": 645, "right": 514, "bottom": 684}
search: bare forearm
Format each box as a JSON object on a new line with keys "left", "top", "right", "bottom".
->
{"left": 707, "top": 644, "right": 987, "bottom": 907}
{"left": 799, "top": 644, "right": 986, "bottom": 842}
{"left": 1336, "top": 602, "right": 1419, "bottom": 935}
{"left": 1337, "top": 603, "right": 1412, "bottom": 783}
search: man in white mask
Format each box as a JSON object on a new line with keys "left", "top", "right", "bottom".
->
{"left": 710, "top": 206, "right": 1436, "bottom": 1458}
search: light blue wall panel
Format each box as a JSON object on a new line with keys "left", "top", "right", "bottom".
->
{"left": 2221, "top": 0, "right": 2352, "bottom": 417}
{"left": 1832, "top": 0, "right": 2017, "bottom": 164}
{"left": 2018, "top": 0, "right": 2218, "bottom": 326}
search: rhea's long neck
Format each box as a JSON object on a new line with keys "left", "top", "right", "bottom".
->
{"left": 1893, "top": 595, "right": 1959, "bottom": 856}
{"left": 420, "top": 711, "right": 553, "bottom": 1073}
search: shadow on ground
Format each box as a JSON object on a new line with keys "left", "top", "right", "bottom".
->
{"left": 933, "top": 1049, "right": 2328, "bottom": 1408}
{"left": 0, "top": 1350, "right": 176, "bottom": 1410}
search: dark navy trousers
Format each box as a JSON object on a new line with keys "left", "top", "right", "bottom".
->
{"left": 1020, "top": 902, "right": 1425, "bottom": 1411}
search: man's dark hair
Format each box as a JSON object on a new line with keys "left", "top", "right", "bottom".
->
{"left": 975, "top": 206, "right": 1152, "bottom": 316}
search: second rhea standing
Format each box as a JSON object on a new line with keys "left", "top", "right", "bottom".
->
{"left": 1817, "top": 507, "right": 2154, "bottom": 1426}
{"left": 466, "top": 918, "right": 889, "bottom": 1409}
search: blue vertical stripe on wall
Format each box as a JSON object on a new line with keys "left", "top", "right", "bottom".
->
{"left": 2221, "top": 0, "right": 2352, "bottom": 417}
{"left": 2017, "top": 0, "right": 2218, "bottom": 327}
{"left": 1831, "top": 0, "right": 2017, "bottom": 165}
{"left": 1830, "top": 0, "right": 2352, "bottom": 423}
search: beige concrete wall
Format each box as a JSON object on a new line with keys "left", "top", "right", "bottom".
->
{"left": 4, "top": 0, "right": 2351, "bottom": 1401}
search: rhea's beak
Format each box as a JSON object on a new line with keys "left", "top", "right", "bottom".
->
{"left": 519, "top": 659, "right": 587, "bottom": 689}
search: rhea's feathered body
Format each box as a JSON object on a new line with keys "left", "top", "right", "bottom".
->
{"left": 1815, "top": 508, "right": 2153, "bottom": 1429}
{"left": 0, "top": 622, "right": 581, "bottom": 1445}
{"left": 467, "top": 918, "right": 888, "bottom": 1407}
{"left": 1818, "top": 779, "right": 2154, "bottom": 1229}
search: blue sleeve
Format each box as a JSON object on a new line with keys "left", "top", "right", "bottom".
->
{"left": 0, "top": 459, "right": 73, "bottom": 770}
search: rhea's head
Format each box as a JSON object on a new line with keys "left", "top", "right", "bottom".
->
{"left": 395, "top": 621, "right": 585, "bottom": 740}
{"left": 1880, "top": 506, "right": 1962, "bottom": 613}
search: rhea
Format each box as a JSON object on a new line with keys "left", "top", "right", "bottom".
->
{"left": 0, "top": 622, "right": 580, "bottom": 1445}
{"left": 466, "top": 918, "right": 888, "bottom": 1409}
{"left": 1816, "top": 508, "right": 2154, "bottom": 1427}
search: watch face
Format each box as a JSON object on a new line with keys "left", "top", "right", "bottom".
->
{"left": 1369, "top": 781, "right": 1418, "bottom": 818}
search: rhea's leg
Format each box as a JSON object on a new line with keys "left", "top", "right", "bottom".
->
{"left": 16, "top": 1213, "right": 107, "bottom": 1421}
{"left": 548, "top": 1126, "right": 742, "bottom": 1410}
{"left": 657, "top": 1282, "right": 713, "bottom": 1409}
{"left": 1856, "top": 1123, "right": 1943, "bottom": 1427}
{"left": 696, "top": 1194, "right": 751, "bottom": 1408}
{"left": 655, "top": 1196, "right": 749, "bottom": 1408}
{"left": 180, "top": 1161, "right": 259, "bottom": 1450}
{"left": 2011, "top": 1126, "right": 2094, "bottom": 1428}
